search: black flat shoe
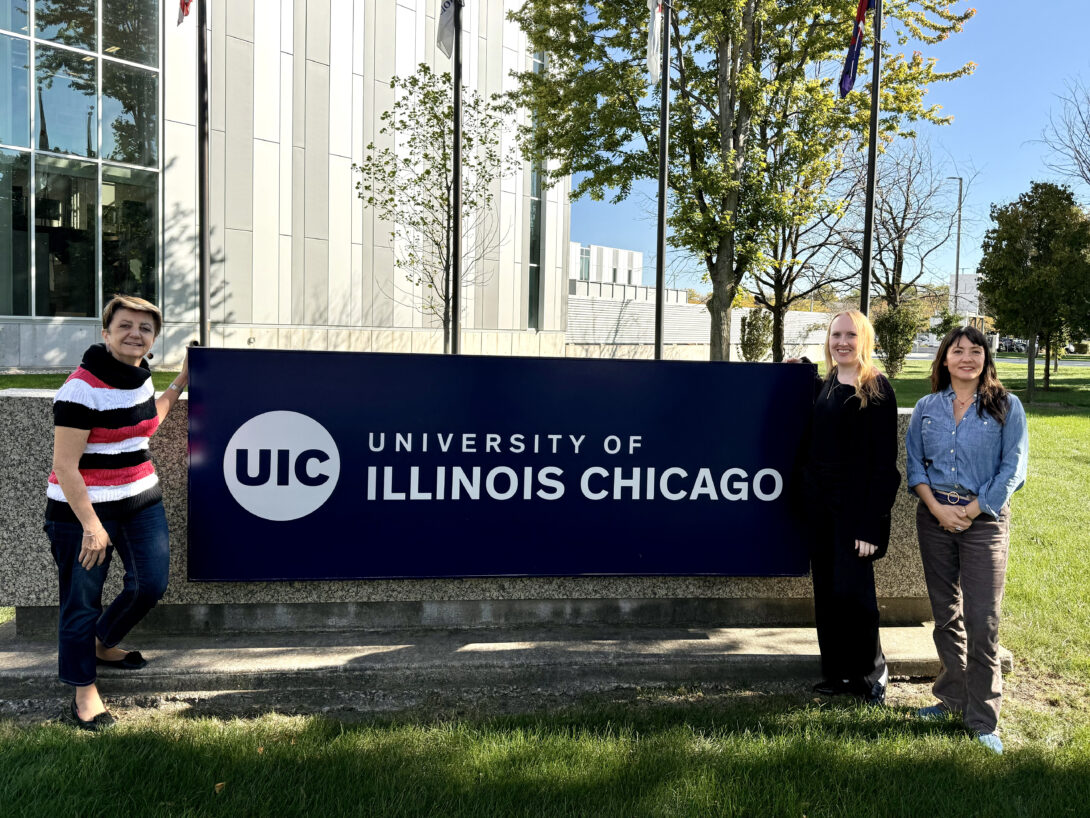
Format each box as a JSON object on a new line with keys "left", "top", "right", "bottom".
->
{"left": 65, "top": 699, "right": 116, "bottom": 732}
{"left": 812, "top": 679, "right": 852, "bottom": 696}
{"left": 96, "top": 650, "right": 147, "bottom": 670}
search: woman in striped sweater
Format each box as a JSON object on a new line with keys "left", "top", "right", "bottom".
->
{"left": 45, "top": 295, "right": 188, "bottom": 730}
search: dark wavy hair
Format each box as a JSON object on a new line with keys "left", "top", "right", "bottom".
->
{"left": 930, "top": 325, "right": 1010, "bottom": 425}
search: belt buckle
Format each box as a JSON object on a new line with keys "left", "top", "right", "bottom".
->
{"left": 946, "top": 491, "right": 961, "bottom": 504}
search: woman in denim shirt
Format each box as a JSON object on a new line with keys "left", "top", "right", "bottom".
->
{"left": 905, "top": 325, "right": 1028, "bottom": 754}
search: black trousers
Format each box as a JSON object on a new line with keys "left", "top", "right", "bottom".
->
{"left": 809, "top": 514, "right": 887, "bottom": 688}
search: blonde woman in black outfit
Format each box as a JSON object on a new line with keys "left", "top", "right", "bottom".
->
{"left": 800, "top": 310, "right": 901, "bottom": 704}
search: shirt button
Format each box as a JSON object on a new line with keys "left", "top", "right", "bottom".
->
{"left": 950, "top": 449, "right": 954, "bottom": 453}
{"left": 952, "top": 468, "right": 956, "bottom": 472}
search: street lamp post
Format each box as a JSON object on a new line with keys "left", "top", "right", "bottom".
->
{"left": 947, "top": 176, "right": 963, "bottom": 319}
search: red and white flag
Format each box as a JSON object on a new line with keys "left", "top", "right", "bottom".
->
{"left": 179, "top": 0, "right": 192, "bottom": 23}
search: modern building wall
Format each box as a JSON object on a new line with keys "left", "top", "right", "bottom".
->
{"left": 568, "top": 242, "right": 642, "bottom": 286}
{"left": 949, "top": 271, "right": 979, "bottom": 316}
{"left": 0, "top": 0, "right": 570, "bottom": 368}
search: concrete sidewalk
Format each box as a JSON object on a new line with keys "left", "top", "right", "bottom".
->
{"left": 0, "top": 621, "right": 981, "bottom": 719}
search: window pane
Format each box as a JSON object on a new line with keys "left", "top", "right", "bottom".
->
{"left": 0, "top": 1, "right": 29, "bottom": 35}
{"left": 35, "top": 155, "right": 96, "bottom": 316}
{"left": 528, "top": 199, "right": 540, "bottom": 265}
{"left": 103, "top": 0, "right": 157, "bottom": 66}
{"left": 35, "top": 0, "right": 96, "bottom": 51}
{"left": 0, "top": 149, "right": 30, "bottom": 315}
{"left": 0, "top": 34, "right": 29, "bottom": 146}
{"left": 102, "top": 164, "right": 156, "bottom": 304}
{"left": 102, "top": 60, "right": 156, "bottom": 165}
{"left": 35, "top": 44, "right": 96, "bottom": 157}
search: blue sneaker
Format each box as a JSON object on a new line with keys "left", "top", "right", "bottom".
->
{"left": 916, "top": 704, "right": 948, "bottom": 720}
{"left": 976, "top": 732, "right": 1003, "bottom": 754}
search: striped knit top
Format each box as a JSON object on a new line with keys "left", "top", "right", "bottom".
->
{"left": 46, "top": 343, "right": 162, "bottom": 523}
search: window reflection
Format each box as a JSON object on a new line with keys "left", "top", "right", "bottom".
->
{"left": 35, "top": 0, "right": 96, "bottom": 52}
{"left": 103, "top": 0, "right": 156, "bottom": 66}
{"left": 102, "top": 61, "right": 156, "bottom": 166}
{"left": 0, "top": 149, "right": 30, "bottom": 315}
{"left": 36, "top": 44, "right": 96, "bottom": 157}
{"left": 0, "top": 1, "right": 29, "bottom": 35}
{"left": 1, "top": 34, "right": 29, "bottom": 147}
{"left": 35, "top": 155, "right": 96, "bottom": 317}
{"left": 103, "top": 165, "right": 156, "bottom": 303}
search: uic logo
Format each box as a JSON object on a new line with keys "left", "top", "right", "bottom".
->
{"left": 223, "top": 411, "right": 340, "bottom": 521}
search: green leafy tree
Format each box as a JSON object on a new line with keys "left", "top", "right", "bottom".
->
{"left": 509, "top": 0, "right": 974, "bottom": 360}
{"left": 977, "top": 182, "right": 1090, "bottom": 401}
{"left": 932, "top": 308, "right": 962, "bottom": 339}
{"left": 739, "top": 308, "right": 774, "bottom": 362}
{"left": 354, "top": 65, "right": 518, "bottom": 353}
{"left": 872, "top": 300, "right": 923, "bottom": 378}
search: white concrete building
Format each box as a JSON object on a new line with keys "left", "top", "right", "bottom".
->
{"left": 569, "top": 242, "right": 642, "bottom": 286}
{"left": 950, "top": 271, "right": 979, "bottom": 316}
{"left": 0, "top": 1, "right": 570, "bottom": 367}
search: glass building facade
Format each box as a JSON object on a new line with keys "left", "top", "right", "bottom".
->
{"left": 0, "top": 0, "right": 159, "bottom": 318}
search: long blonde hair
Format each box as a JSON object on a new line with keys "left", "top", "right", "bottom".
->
{"left": 823, "top": 310, "right": 883, "bottom": 407}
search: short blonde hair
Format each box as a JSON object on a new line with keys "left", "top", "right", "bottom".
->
{"left": 102, "top": 295, "right": 162, "bottom": 337}
{"left": 823, "top": 309, "right": 883, "bottom": 407}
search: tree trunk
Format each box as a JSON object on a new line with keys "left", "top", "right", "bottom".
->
{"left": 1025, "top": 327, "right": 1039, "bottom": 403}
{"left": 1043, "top": 334, "right": 1051, "bottom": 390}
{"left": 771, "top": 305, "right": 785, "bottom": 362}
{"left": 707, "top": 242, "right": 738, "bottom": 360}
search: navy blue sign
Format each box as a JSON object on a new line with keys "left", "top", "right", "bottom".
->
{"left": 187, "top": 348, "right": 816, "bottom": 581}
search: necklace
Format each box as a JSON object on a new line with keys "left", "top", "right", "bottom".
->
{"left": 953, "top": 392, "right": 975, "bottom": 409}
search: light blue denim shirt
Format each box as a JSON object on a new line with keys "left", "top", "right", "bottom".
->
{"left": 905, "top": 387, "right": 1028, "bottom": 518}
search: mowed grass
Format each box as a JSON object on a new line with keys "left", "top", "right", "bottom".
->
{"left": 2, "top": 361, "right": 1089, "bottom": 815}
{"left": 2, "top": 704, "right": 1089, "bottom": 817}
{"left": 0, "top": 371, "right": 182, "bottom": 391}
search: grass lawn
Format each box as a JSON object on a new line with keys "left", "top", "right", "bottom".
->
{"left": 2, "top": 361, "right": 1089, "bottom": 815}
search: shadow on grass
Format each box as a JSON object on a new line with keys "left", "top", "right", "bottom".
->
{"left": 2, "top": 697, "right": 1088, "bottom": 817}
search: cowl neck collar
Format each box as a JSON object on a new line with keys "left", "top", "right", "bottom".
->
{"left": 81, "top": 343, "right": 151, "bottom": 390}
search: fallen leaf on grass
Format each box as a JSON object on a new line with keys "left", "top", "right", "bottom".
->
{"left": 214, "top": 782, "right": 225, "bottom": 794}
{"left": 257, "top": 746, "right": 264, "bottom": 754}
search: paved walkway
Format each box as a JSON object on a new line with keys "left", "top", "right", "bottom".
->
{"left": 0, "top": 621, "right": 973, "bottom": 716}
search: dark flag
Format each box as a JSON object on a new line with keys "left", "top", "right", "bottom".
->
{"left": 839, "top": 0, "right": 874, "bottom": 98}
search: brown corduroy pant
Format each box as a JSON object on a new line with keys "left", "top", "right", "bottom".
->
{"left": 916, "top": 501, "right": 1010, "bottom": 735}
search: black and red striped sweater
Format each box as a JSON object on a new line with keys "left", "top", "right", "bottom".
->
{"left": 46, "top": 343, "right": 162, "bottom": 523}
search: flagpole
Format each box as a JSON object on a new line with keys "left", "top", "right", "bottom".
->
{"left": 197, "top": 0, "right": 211, "bottom": 346}
{"left": 859, "top": 0, "right": 882, "bottom": 317}
{"left": 450, "top": 0, "right": 463, "bottom": 355}
{"left": 653, "top": 2, "right": 671, "bottom": 361}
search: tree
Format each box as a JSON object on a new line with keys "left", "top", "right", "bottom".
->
{"left": 750, "top": 161, "right": 859, "bottom": 361}
{"left": 1042, "top": 77, "right": 1090, "bottom": 192}
{"left": 354, "top": 65, "right": 518, "bottom": 352}
{"left": 739, "top": 308, "right": 773, "bottom": 361}
{"left": 872, "top": 300, "right": 923, "bottom": 378}
{"left": 509, "top": 1, "right": 975, "bottom": 360}
{"left": 977, "top": 182, "right": 1090, "bottom": 402}
{"left": 840, "top": 138, "right": 970, "bottom": 310}
{"left": 932, "top": 307, "right": 961, "bottom": 339}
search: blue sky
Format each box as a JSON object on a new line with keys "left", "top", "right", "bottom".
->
{"left": 569, "top": 1, "right": 1090, "bottom": 292}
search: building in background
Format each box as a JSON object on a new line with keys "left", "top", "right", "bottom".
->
{"left": 0, "top": 0, "right": 570, "bottom": 367}
{"left": 568, "top": 242, "right": 642, "bottom": 286}
{"left": 950, "top": 271, "right": 979, "bottom": 316}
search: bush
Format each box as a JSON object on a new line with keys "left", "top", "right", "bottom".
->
{"left": 1076, "top": 342, "right": 1089, "bottom": 355}
{"left": 739, "top": 309, "right": 773, "bottom": 362}
{"left": 872, "top": 304, "right": 923, "bottom": 378}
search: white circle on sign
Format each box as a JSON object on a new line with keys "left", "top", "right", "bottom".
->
{"left": 222, "top": 411, "right": 341, "bottom": 521}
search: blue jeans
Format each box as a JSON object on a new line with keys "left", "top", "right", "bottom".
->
{"left": 45, "top": 502, "right": 170, "bottom": 686}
